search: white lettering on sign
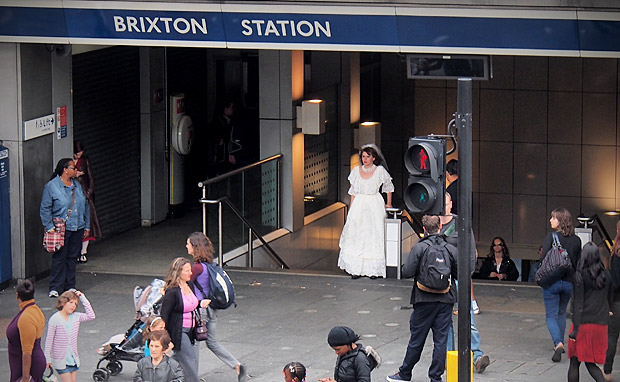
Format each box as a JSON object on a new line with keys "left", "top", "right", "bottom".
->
{"left": 241, "top": 19, "right": 331, "bottom": 38}
{"left": 113, "top": 16, "right": 208, "bottom": 35}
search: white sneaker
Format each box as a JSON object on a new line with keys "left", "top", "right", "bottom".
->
{"left": 472, "top": 300, "right": 480, "bottom": 315}
{"left": 48, "top": 290, "right": 59, "bottom": 298}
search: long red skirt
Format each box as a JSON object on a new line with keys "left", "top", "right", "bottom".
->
{"left": 567, "top": 323, "right": 608, "bottom": 364}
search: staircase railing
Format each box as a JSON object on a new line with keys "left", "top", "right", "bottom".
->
{"left": 199, "top": 196, "right": 289, "bottom": 269}
{"left": 197, "top": 154, "right": 287, "bottom": 268}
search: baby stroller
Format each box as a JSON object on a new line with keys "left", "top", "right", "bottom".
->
{"left": 92, "top": 279, "right": 165, "bottom": 382}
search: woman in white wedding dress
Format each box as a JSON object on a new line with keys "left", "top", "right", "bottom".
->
{"left": 338, "top": 144, "right": 394, "bottom": 279}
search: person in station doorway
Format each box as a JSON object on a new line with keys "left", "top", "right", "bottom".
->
{"left": 441, "top": 192, "right": 490, "bottom": 373}
{"left": 387, "top": 215, "right": 457, "bottom": 382}
{"left": 208, "top": 99, "right": 239, "bottom": 176}
{"left": 73, "top": 140, "right": 102, "bottom": 263}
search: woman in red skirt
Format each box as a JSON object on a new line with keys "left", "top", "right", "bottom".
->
{"left": 568, "top": 242, "right": 613, "bottom": 382}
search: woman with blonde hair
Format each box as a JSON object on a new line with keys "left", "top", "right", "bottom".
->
{"left": 160, "top": 257, "right": 210, "bottom": 382}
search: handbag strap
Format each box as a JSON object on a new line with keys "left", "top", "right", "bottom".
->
{"left": 64, "top": 187, "right": 77, "bottom": 221}
{"left": 552, "top": 232, "right": 563, "bottom": 249}
{"left": 193, "top": 307, "right": 203, "bottom": 323}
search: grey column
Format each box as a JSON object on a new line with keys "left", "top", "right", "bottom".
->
{"left": 258, "top": 50, "right": 304, "bottom": 232}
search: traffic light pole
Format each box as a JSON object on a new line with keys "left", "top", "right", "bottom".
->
{"left": 456, "top": 78, "right": 473, "bottom": 382}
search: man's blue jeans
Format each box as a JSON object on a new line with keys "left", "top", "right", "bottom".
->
{"left": 542, "top": 279, "right": 573, "bottom": 347}
{"left": 447, "top": 280, "right": 484, "bottom": 365}
{"left": 447, "top": 302, "right": 483, "bottom": 364}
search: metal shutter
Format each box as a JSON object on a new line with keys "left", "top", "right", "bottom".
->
{"left": 72, "top": 46, "right": 141, "bottom": 237}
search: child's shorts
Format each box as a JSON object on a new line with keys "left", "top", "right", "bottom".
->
{"left": 56, "top": 365, "right": 79, "bottom": 374}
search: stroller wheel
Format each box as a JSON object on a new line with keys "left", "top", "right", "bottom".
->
{"left": 106, "top": 360, "right": 123, "bottom": 376}
{"left": 93, "top": 368, "right": 109, "bottom": 382}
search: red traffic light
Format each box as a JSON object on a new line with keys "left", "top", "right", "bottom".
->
{"left": 408, "top": 145, "right": 430, "bottom": 173}
{"left": 404, "top": 137, "right": 446, "bottom": 214}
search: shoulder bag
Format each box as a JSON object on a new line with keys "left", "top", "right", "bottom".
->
{"left": 535, "top": 232, "right": 572, "bottom": 286}
{"left": 43, "top": 188, "right": 76, "bottom": 253}
{"left": 192, "top": 308, "right": 208, "bottom": 341}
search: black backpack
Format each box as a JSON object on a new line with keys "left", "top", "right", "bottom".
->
{"left": 195, "top": 262, "right": 236, "bottom": 310}
{"left": 416, "top": 238, "right": 452, "bottom": 294}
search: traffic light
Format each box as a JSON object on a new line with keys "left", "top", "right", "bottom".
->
{"left": 404, "top": 136, "right": 446, "bottom": 215}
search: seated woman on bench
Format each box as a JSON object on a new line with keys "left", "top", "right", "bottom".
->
{"left": 479, "top": 237, "right": 519, "bottom": 281}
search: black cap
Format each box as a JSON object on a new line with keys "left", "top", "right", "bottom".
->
{"left": 327, "top": 326, "right": 359, "bottom": 347}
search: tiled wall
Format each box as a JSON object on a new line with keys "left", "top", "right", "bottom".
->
{"left": 413, "top": 56, "right": 620, "bottom": 249}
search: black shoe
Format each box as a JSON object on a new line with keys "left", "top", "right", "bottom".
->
{"left": 351, "top": 275, "right": 361, "bottom": 279}
{"left": 552, "top": 346, "right": 563, "bottom": 362}
{"left": 370, "top": 276, "right": 378, "bottom": 279}
{"left": 77, "top": 255, "right": 87, "bottom": 263}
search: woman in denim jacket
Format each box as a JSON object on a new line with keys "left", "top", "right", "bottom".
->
{"left": 40, "top": 158, "right": 90, "bottom": 298}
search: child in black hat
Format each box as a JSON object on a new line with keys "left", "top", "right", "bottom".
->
{"left": 318, "top": 326, "right": 380, "bottom": 382}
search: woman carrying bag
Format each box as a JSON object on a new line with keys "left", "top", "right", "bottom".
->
{"left": 539, "top": 207, "right": 582, "bottom": 363}
{"left": 40, "top": 158, "right": 90, "bottom": 298}
{"left": 160, "top": 257, "right": 210, "bottom": 382}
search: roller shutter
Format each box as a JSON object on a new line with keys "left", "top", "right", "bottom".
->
{"left": 72, "top": 46, "right": 141, "bottom": 237}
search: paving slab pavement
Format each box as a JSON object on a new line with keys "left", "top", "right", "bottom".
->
{"left": 2, "top": 270, "right": 618, "bottom": 381}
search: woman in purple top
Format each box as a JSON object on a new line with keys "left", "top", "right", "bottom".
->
{"left": 187, "top": 232, "right": 246, "bottom": 382}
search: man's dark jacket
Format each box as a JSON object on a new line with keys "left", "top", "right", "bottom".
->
{"left": 402, "top": 234, "right": 458, "bottom": 305}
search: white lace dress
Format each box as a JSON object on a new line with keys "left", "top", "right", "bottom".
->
{"left": 338, "top": 165, "right": 395, "bottom": 277}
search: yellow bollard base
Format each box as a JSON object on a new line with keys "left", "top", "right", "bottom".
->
{"left": 446, "top": 351, "right": 473, "bottom": 382}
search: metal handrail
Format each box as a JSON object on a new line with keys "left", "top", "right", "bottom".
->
{"left": 579, "top": 214, "right": 614, "bottom": 252}
{"left": 199, "top": 196, "right": 289, "bottom": 269}
{"left": 197, "top": 153, "right": 283, "bottom": 187}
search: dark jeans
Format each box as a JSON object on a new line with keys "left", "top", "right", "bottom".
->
{"left": 49, "top": 229, "right": 83, "bottom": 293}
{"left": 398, "top": 302, "right": 453, "bottom": 382}
{"left": 604, "top": 301, "right": 620, "bottom": 374}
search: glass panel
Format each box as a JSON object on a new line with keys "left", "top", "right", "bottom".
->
{"left": 201, "top": 159, "right": 279, "bottom": 259}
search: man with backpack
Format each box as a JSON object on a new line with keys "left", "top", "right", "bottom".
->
{"left": 387, "top": 215, "right": 458, "bottom": 382}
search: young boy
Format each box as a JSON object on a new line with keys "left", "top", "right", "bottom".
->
{"left": 319, "top": 326, "right": 378, "bottom": 382}
{"left": 134, "top": 330, "right": 184, "bottom": 382}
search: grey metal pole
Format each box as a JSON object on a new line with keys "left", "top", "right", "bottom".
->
{"left": 456, "top": 78, "right": 473, "bottom": 382}
{"left": 248, "top": 228, "right": 253, "bottom": 267}
{"left": 202, "top": 186, "right": 207, "bottom": 235}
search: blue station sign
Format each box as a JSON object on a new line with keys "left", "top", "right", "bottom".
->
{"left": 0, "top": 2, "right": 619, "bottom": 57}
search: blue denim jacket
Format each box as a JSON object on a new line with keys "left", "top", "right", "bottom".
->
{"left": 40, "top": 176, "right": 90, "bottom": 232}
